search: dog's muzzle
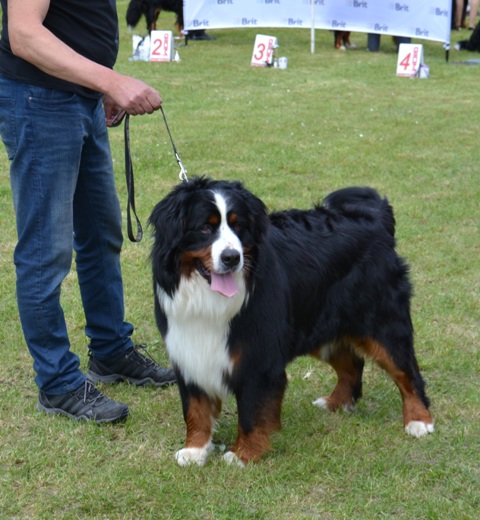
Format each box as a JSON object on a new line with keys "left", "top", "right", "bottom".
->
{"left": 194, "top": 250, "right": 241, "bottom": 298}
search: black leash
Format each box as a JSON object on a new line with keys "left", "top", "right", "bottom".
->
{"left": 123, "top": 106, "right": 188, "bottom": 242}
{"left": 124, "top": 113, "right": 143, "bottom": 242}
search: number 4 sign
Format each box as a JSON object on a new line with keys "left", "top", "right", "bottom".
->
{"left": 396, "top": 44, "right": 424, "bottom": 77}
{"left": 251, "top": 34, "right": 278, "bottom": 67}
{"left": 150, "top": 30, "right": 174, "bottom": 62}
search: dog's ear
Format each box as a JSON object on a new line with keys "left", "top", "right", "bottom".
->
{"left": 238, "top": 184, "right": 270, "bottom": 243}
{"left": 148, "top": 186, "right": 188, "bottom": 249}
{"left": 148, "top": 184, "right": 190, "bottom": 294}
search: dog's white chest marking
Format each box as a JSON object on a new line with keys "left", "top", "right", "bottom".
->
{"left": 157, "top": 275, "right": 246, "bottom": 399}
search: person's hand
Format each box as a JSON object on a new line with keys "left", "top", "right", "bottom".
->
{"left": 104, "top": 95, "right": 126, "bottom": 127}
{"left": 107, "top": 74, "right": 162, "bottom": 117}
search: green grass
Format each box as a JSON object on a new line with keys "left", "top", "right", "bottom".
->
{"left": 0, "top": 3, "right": 479, "bottom": 518}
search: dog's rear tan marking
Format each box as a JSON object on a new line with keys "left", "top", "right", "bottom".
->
{"left": 353, "top": 338, "right": 433, "bottom": 427}
{"left": 311, "top": 344, "right": 363, "bottom": 411}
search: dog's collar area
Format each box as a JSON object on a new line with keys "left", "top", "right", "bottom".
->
{"left": 195, "top": 259, "right": 212, "bottom": 284}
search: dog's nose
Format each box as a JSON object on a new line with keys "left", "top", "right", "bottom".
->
{"left": 221, "top": 248, "right": 241, "bottom": 270}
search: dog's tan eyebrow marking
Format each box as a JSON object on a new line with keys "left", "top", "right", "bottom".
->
{"left": 208, "top": 214, "right": 220, "bottom": 225}
{"left": 228, "top": 213, "right": 238, "bottom": 225}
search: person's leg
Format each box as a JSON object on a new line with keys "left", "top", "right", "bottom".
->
{"left": 78, "top": 100, "right": 176, "bottom": 387}
{"left": 367, "top": 33, "right": 381, "bottom": 52}
{"left": 469, "top": 0, "right": 479, "bottom": 28}
{"left": 393, "top": 36, "right": 412, "bottom": 51}
{"left": 3, "top": 79, "right": 86, "bottom": 395}
{"left": 456, "top": 0, "right": 465, "bottom": 28}
{"left": 72, "top": 98, "right": 134, "bottom": 360}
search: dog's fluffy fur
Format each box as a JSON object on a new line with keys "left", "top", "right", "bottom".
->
{"left": 149, "top": 177, "right": 434, "bottom": 467}
{"left": 126, "top": 0, "right": 183, "bottom": 34}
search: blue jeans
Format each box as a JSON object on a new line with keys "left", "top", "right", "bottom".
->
{"left": 0, "top": 75, "right": 134, "bottom": 395}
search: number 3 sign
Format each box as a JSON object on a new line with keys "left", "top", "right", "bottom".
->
{"left": 396, "top": 44, "right": 424, "bottom": 77}
{"left": 251, "top": 34, "right": 278, "bottom": 67}
{"left": 150, "top": 30, "right": 174, "bottom": 62}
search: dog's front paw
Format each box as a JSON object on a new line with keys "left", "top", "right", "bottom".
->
{"left": 223, "top": 451, "right": 246, "bottom": 468}
{"left": 175, "top": 444, "right": 212, "bottom": 467}
{"left": 405, "top": 421, "right": 434, "bottom": 438}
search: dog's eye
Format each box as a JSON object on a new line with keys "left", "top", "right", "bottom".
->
{"left": 200, "top": 224, "right": 212, "bottom": 234}
{"left": 232, "top": 223, "right": 242, "bottom": 233}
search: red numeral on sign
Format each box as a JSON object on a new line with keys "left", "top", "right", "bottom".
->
{"left": 399, "top": 52, "right": 411, "bottom": 70}
{"left": 152, "top": 39, "right": 162, "bottom": 56}
{"left": 254, "top": 43, "right": 266, "bottom": 61}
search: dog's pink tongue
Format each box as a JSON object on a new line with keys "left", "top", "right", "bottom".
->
{"left": 211, "top": 273, "right": 239, "bottom": 298}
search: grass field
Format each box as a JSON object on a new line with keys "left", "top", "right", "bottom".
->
{"left": 0, "top": 3, "right": 479, "bottom": 519}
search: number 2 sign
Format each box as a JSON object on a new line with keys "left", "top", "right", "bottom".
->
{"left": 396, "top": 44, "right": 424, "bottom": 77}
{"left": 150, "top": 30, "right": 174, "bottom": 62}
{"left": 251, "top": 34, "right": 278, "bottom": 67}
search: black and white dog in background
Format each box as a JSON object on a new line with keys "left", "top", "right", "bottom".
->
{"left": 126, "top": 0, "right": 183, "bottom": 34}
{"left": 149, "top": 177, "right": 434, "bottom": 467}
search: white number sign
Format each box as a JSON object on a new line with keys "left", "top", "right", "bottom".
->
{"left": 150, "top": 31, "right": 174, "bottom": 62}
{"left": 396, "top": 44, "right": 424, "bottom": 78}
{"left": 251, "top": 34, "right": 277, "bottom": 67}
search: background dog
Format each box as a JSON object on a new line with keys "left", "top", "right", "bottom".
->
{"left": 149, "top": 177, "right": 434, "bottom": 467}
{"left": 126, "top": 0, "right": 183, "bottom": 34}
{"left": 334, "top": 31, "right": 353, "bottom": 50}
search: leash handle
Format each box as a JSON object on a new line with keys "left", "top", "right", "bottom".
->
{"left": 124, "top": 114, "right": 143, "bottom": 242}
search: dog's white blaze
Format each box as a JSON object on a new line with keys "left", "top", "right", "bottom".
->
{"left": 211, "top": 192, "right": 244, "bottom": 273}
{"left": 156, "top": 272, "right": 246, "bottom": 399}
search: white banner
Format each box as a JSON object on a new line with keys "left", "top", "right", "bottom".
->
{"left": 184, "top": 1, "right": 451, "bottom": 44}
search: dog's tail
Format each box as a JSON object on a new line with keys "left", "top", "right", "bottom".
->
{"left": 126, "top": 0, "right": 143, "bottom": 28}
{"left": 323, "top": 187, "right": 396, "bottom": 237}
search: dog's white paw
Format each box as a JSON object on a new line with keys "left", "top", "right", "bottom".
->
{"left": 312, "top": 397, "right": 329, "bottom": 409}
{"left": 312, "top": 397, "right": 354, "bottom": 412}
{"left": 175, "top": 443, "right": 213, "bottom": 467}
{"left": 405, "top": 421, "right": 434, "bottom": 438}
{"left": 223, "top": 451, "right": 246, "bottom": 468}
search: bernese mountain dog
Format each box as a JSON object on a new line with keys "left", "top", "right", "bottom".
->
{"left": 126, "top": 0, "right": 183, "bottom": 34}
{"left": 149, "top": 177, "right": 434, "bottom": 467}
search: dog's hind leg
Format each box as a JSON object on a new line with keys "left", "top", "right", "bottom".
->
{"left": 175, "top": 392, "right": 222, "bottom": 466}
{"left": 224, "top": 372, "right": 287, "bottom": 466}
{"left": 312, "top": 341, "right": 364, "bottom": 412}
{"left": 353, "top": 337, "right": 434, "bottom": 437}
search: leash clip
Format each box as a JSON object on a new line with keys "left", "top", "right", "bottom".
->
{"left": 176, "top": 152, "right": 188, "bottom": 183}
